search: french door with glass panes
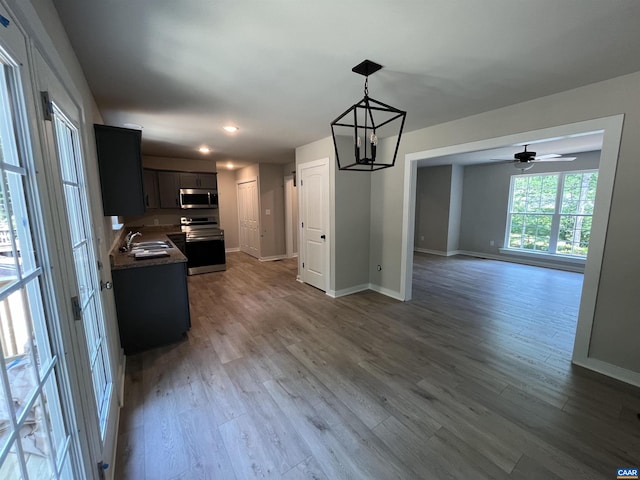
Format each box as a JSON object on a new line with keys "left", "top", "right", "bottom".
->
{"left": 34, "top": 49, "right": 120, "bottom": 475}
{"left": 0, "top": 8, "right": 85, "bottom": 479}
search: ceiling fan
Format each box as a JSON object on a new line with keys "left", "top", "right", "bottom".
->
{"left": 506, "top": 145, "right": 576, "bottom": 171}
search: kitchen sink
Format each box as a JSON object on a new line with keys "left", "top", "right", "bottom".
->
{"left": 131, "top": 241, "right": 172, "bottom": 250}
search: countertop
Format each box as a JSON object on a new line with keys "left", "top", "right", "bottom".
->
{"left": 109, "top": 227, "right": 187, "bottom": 270}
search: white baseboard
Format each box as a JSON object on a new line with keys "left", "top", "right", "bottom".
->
{"left": 327, "top": 283, "right": 370, "bottom": 298}
{"left": 259, "top": 254, "right": 288, "bottom": 262}
{"left": 225, "top": 247, "right": 240, "bottom": 253}
{"left": 572, "top": 357, "right": 640, "bottom": 389}
{"left": 457, "top": 250, "right": 584, "bottom": 273}
{"left": 414, "top": 248, "right": 461, "bottom": 257}
{"left": 368, "top": 283, "right": 404, "bottom": 301}
{"left": 287, "top": 253, "right": 299, "bottom": 259}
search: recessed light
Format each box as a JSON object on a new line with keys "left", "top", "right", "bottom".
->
{"left": 223, "top": 125, "right": 239, "bottom": 133}
{"left": 226, "top": 162, "right": 234, "bottom": 169}
{"left": 123, "top": 123, "right": 143, "bottom": 130}
{"left": 198, "top": 146, "right": 211, "bottom": 154}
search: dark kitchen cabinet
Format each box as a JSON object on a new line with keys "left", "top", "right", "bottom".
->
{"left": 94, "top": 124, "right": 145, "bottom": 216}
{"left": 143, "top": 169, "right": 159, "bottom": 209}
{"left": 179, "top": 172, "right": 217, "bottom": 189}
{"left": 158, "top": 171, "right": 181, "bottom": 208}
{"left": 112, "top": 261, "right": 191, "bottom": 354}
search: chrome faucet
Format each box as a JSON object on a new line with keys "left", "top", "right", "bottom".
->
{"left": 124, "top": 231, "right": 141, "bottom": 252}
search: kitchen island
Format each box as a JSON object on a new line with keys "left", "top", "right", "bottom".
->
{"left": 110, "top": 228, "right": 190, "bottom": 354}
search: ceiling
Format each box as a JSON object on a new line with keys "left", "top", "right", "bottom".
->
{"left": 416, "top": 131, "right": 604, "bottom": 168}
{"left": 51, "top": 1, "right": 640, "bottom": 170}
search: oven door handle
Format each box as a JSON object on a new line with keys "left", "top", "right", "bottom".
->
{"left": 187, "top": 236, "right": 224, "bottom": 243}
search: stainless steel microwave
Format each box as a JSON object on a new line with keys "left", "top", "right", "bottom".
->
{"left": 179, "top": 188, "right": 218, "bottom": 209}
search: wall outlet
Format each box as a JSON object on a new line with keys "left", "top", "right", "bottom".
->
{"left": 489, "top": 240, "right": 494, "bottom": 246}
{"left": 420, "top": 235, "right": 424, "bottom": 241}
{"left": 265, "top": 209, "right": 271, "bottom": 215}
{"left": 153, "top": 218, "right": 159, "bottom": 226}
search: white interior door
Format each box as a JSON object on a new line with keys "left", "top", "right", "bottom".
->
{"left": 237, "top": 179, "right": 259, "bottom": 258}
{"left": 300, "top": 160, "right": 329, "bottom": 291}
{"left": 34, "top": 51, "right": 119, "bottom": 476}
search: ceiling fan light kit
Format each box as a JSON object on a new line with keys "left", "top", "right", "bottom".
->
{"left": 331, "top": 59, "right": 407, "bottom": 172}
{"left": 509, "top": 144, "right": 576, "bottom": 173}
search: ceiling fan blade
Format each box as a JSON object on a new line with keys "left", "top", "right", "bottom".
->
{"left": 534, "top": 156, "right": 576, "bottom": 162}
{"left": 534, "top": 154, "right": 561, "bottom": 160}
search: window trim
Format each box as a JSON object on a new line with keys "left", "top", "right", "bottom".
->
{"left": 503, "top": 169, "right": 598, "bottom": 258}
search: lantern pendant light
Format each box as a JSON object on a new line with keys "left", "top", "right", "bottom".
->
{"left": 331, "top": 59, "right": 407, "bottom": 171}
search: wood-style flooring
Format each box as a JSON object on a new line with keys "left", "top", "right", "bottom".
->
{"left": 114, "top": 252, "right": 640, "bottom": 479}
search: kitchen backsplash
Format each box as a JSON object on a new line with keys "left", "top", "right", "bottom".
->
{"left": 123, "top": 209, "right": 219, "bottom": 228}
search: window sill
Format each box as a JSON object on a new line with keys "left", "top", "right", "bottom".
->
{"left": 498, "top": 248, "right": 586, "bottom": 264}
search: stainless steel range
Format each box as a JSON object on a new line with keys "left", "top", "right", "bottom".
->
{"left": 180, "top": 216, "right": 226, "bottom": 275}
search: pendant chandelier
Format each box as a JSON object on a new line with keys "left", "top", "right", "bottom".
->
{"left": 331, "top": 59, "right": 406, "bottom": 171}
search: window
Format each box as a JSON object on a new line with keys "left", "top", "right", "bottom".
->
{"left": 0, "top": 49, "right": 74, "bottom": 479}
{"left": 506, "top": 170, "right": 598, "bottom": 257}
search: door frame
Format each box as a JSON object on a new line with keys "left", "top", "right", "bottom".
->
{"left": 284, "top": 174, "right": 297, "bottom": 258}
{"left": 400, "top": 115, "right": 638, "bottom": 387}
{"left": 298, "top": 158, "right": 330, "bottom": 292}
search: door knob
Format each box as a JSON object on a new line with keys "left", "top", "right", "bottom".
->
{"left": 320, "top": 235, "right": 326, "bottom": 239}
{"left": 100, "top": 280, "right": 113, "bottom": 291}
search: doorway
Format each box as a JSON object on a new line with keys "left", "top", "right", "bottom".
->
{"left": 34, "top": 48, "right": 120, "bottom": 474}
{"left": 284, "top": 174, "right": 298, "bottom": 258}
{"left": 401, "top": 116, "right": 625, "bottom": 383}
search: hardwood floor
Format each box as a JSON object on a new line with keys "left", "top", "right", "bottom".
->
{"left": 115, "top": 252, "right": 640, "bottom": 479}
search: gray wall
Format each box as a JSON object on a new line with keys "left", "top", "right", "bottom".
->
{"left": 259, "top": 164, "right": 286, "bottom": 258}
{"left": 366, "top": 71, "right": 640, "bottom": 375}
{"left": 234, "top": 163, "right": 286, "bottom": 259}
{"left": 459, "top": 150, "right": 600, "bottom": 260}
{"left": 217, "top": 169, "right": 239, "bottom": 249}
{"left": 448, "top": 164, "right": 464, "bottom": 252}
{"left": 414, "top": 165, "right": 452, "bottom": 252}
{"left": 297, "top": 70, "right": 640, "bottom": 375}
{"left": 335, "top": 168, "right": 371, "bottom": 291}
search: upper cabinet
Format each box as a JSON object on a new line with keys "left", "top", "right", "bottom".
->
{"left": 143, "top": 170, "right": 160, "bottom": 209}
{"left": 94, "top": 125, "right": 145, "bottom": 216}
{"left": 179, "top": 172, "right": 217, "bottom": 189}
{"left": 157, "top": 171, "right": 181, "bottom": 208}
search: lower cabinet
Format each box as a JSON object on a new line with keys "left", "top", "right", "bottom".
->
{"left": 112, "top": 261, "right": 190, "bottom": 354}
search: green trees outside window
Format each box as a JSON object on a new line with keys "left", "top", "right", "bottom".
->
{"left": 507, "top": 171, "right": 598, "bottom": 257}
